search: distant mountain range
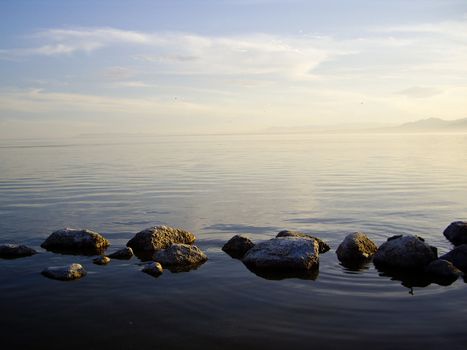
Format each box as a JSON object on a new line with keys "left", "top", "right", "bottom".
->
{"left": 391, "top": 117, "right": 467, "bottom": 131}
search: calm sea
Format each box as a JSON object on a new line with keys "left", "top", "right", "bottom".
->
{"left": 1, "top": 133, "right": 466, "bottom": 349}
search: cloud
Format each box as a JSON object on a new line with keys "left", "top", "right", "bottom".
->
{"left": 397, "top": 86, "right": 443, "bottom": 98}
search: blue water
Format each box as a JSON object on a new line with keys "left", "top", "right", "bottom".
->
{"left": 1, "top": 133, "right": 466, "bottom": 349}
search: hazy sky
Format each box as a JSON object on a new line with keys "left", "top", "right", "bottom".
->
{"left": 1, "top": 0, "right": 466, "bottom": 138}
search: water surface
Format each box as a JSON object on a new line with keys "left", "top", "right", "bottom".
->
{"left": 1, "top": 133, "right": 466, "bottom": 349}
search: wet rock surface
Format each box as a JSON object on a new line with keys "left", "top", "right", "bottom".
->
{"left": 142, "top": 261, "right": 164, "bottom": 277}
{"left": 41, "top": 228, "right": 110, "bottom": 255}
{"left": 127, "top": 226, "right": 196, "bottom": 252}
{"left": 336, "top": 232, "right": 378, "bottom": 265}
{"left": 0, "top": 244, "right": 37, "bottom": 259}
{"left": 93, "top": 256, "right": 111, "bottom": 265}
{"left": 153, "top": 244, "right": 208, "bottom": 272}
{"left": 108, "top": 247, "right": 134, "bottom": 260}
{"left": 440, "top": 244, "right": 467, "bottom": 272}
{"left": 242, "top": 237, "right": 319, "bottom": 272}
{"left": 373, "top": 235, "right": 437, "bottom": 271}
{"left": 222, "top": 235, "right": 255, "bottom": 258}
{"left": 425, "top": 259, "right": 462, "bottom": 285}
{"left": 443, "top": 221, "right": 467, "bottom": 246}
{"left": 276, "top": 230, "right": 330, "bottom": 253}
{"left": 41, "top": 263, "right": 87, "bottom": 281}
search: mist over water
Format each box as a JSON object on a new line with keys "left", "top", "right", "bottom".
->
{"left": 1, "top": 133, "right": 467, "bottom": 349}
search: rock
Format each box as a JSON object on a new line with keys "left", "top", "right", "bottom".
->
{"left": 0, "top": 244, "right": 37, "bottom": 259}
{"left": 440, "top": 244, "right": 467, "bottom": 272}
{"left": 142, "top": 262, "right": 163, "bottom": 277}
{"left": 373, "top": 235, "right": 437, "bottom": 271}
{"left": 41, "top": 228, "right": 110, "bottom": 254}
{"left": 276, "top": 230, "right": 330, "bottom": 253}
{"left": 336, "top": 232, "right": 378, "bottom": 265}
{"left": 425, "top": 259, "right": 462, "bottom": 285}
{"left": 153, "top": 244, "right": 208, "bottom": 272}
{"left": 222, "top": 235, "right": 255, "bottom": 258}
{"left": 108, "top": 247, "right": 134, "bottom": 260}
{"left": 93, "top": 256, "right": 111, "bottom": 265}
{"left": 242, "top": 237, "right": 319, "bottom": 272}
{"left": 127, "top": 226, "right": 196, "bottom": 252}
{"left": 41, "top": 263, "right": 87, "bottom": 281}
{"left": 443, "top": 221, "right": 467, "bottom": 246}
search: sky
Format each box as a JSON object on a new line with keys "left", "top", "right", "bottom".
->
{"left": 0, "top": 0, "right": 467, "bottom": 138}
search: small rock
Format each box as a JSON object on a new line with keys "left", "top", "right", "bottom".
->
{"left": 443, "top": 221, "right": 467, "bottom": 246}
{"left": 440, "top": 244, "right": 467, "bottom": 272}
{"left": 142, "top": 262, "right": 163, "bottom": 277}
{"left": 153, "top": 244, "right": 208, "bottom": 272}
{"left": 127, "top": 226, "right": 196, "bottom": 252}
{"left": 93, "top": 256, "right": 111, "bottom": 265}
{"left": 0, "top": 244, "right": 37, "bottom": 259}
{"left": 276, "top": 230, "right": 330, "bottom": 253}
{"left": 222, "top": 235, "right": 255, "bottom": 258}
{"left": 425, "top": 259, "right": 462, "bottom": 285}
{"left": 41, "top": 263, "right": 87, "bottom": 281}
{"left": 108, "top": 247, "right": 134, "bottom": 260}
{"left": 41, "top": 228, "right": 109, "bottom": 254}
{"left": 243, "top": 237, "right": 319, "bottom": 271}
{"left": 336, "top": 232, "right": 378, "bottom": 264}
{"left": 373, "top": 235, "right": 437, "bottom": 270}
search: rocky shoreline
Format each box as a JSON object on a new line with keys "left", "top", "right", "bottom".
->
{"left": 1, "top": 221, "right": 466, "bottom": 286}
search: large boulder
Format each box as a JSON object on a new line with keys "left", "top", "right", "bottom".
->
{"left": 41, "top": 228, "right": 109, "bottom": 254}
{"left": 222, "top": 235, "right": 255, "bottom": 258}
{"left": 373, "top": 235, "right": 437, "bottom": 271}
{"left": 242, "top": 237, "right": 319, "bottom": 272}
{"left": 108, "top": 247, "right": 134, "bottom": 260}
{"left": 0, "top": 244, "right": 37, "bottom": 259}
{"left": 142, "top": 262, "right": 164, "bottom": 277}
{"left": 336, "top": 232, "right": 377, "bottom": 265}
{"left": 443, "top": 221, "right": 467, "bottom": 246}
{"left": 276, "top": 230, "right": 330, "bottom": 253}
{"left": 425, "top": 259, "right": 462, "bottom": 285}
{"left": 41, "top": 263, "right": 87, "bottom": 281}
{"left": 440, "top": 244, "right": 467, "bottom": 272}
{"left": 127, "top": 226, "right": 196, "bottom": 252}
{"left": 153, "top": 244, "right": 208, "bottom": 272}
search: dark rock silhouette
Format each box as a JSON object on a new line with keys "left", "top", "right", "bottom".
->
{"left": 0, "top": 244, "right": 37, "bottom": 259}
{"left": 336, "top": 232, "right": 377, "bottom": 266}
{"left": 222, "top": 235, "right": 255, "bottom": 258}
{"left": 41, "top": 228, "right": 109, "bottom": 255}
{"left": 443, "top": 221, "right": 467, "bottom": 246}
{"left": 108, "top": 247, "right": 134, "bottom": 260}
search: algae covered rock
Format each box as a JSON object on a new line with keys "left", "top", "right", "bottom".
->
{"left": 222, "top": 235, "right": 255, "bottom": 258}
{"left": 336, "top": 232, "right": 377, "bottom": 264}
{"left": 127, "top": 226, "right": 196, "bottom": 252}
{"left": 443, "top": 221, "right": 467, "bottom": 246}
{"left": 0, "top": 244, "right": 37, "bottom": 259}
{"left": 108, "top": 247, "right": 134, "bottom": 260}
{"left": 41, "top": 228, "right": 109, "bottom": 254}
{"left": 93, "top": 256, "right": 111, "bottom": 265}
{"left": 243, "top": 237, "right": 319, "bottom": 271}
{"left": 41, "top": 263, "right": 87, "bottom": 281}
{"left": 373, "top": 235, "right": 437, "bottom": 271}
{"left": 142, "top": 261, "right": 164, "bottom": 277}
{"left": 276, "top": 230, "right": 330, "bottom": 253}
{"left": 153, "top": 244, "right": 207, "bottom": 272}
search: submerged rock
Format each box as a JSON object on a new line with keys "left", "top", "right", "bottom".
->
{"left": 443, "top": 221, "right": 467, "bottom": 246}
{"left": 41, "top": 228, "right": 109, "bottom": 254}
{"left": 0, "top": 244, "right": 37, "bottom": 259}
{"left": 41, "top": 263, "right": 86, "bottom": 281}
{"left": 108, "top": 247, "right": 134, "bottom": 260}
{"left": 222, "top": 235, "right": 255, "bottom": 258}
{"left": 373, "top": 235, "right": 437, "bottom": 271}
{"left": 127, "top": 226, "right": 196, "bottom": 252}
{"left": 142, "top": 262, "right": 163, "bottom": 277}
{"left": 440, "top": 244, "right": 467, "bottom": 272}
{"left": 425, "top": 259, "right": 462, "bottom": 285}
{"left": 153, "top": 244, "right": 208, "bottom": 272}
{"left": 93, "top": 256, "right": 111, "bottom": 265}
{"left": 242, "top": 237, "right": 319, "bottom": 272}
{"left": 336, "top": 232, "right": 378, "bottom": 265}
{"left": 276, "top": 230, "right": 330, "bottom": 253}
